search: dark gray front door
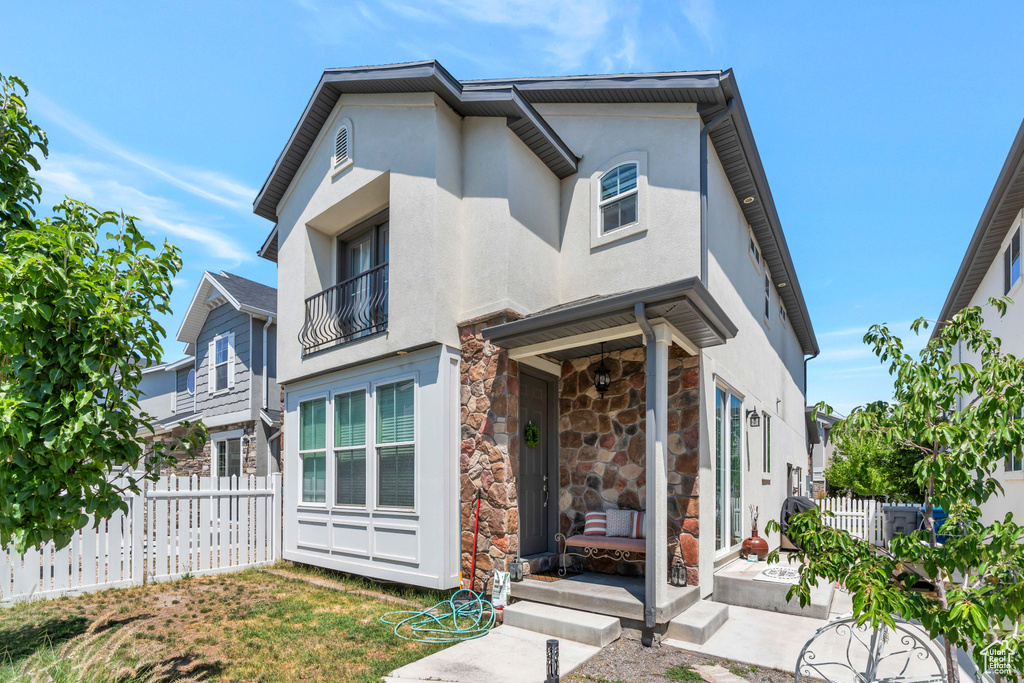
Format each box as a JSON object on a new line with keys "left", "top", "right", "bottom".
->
{"left": 519, "top": 374, "right": 549, "bottom": 557}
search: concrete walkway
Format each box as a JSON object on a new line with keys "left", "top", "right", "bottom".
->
{"left": 665, "top": 591, "right": 976, "bottom": 682}
{"left": 385, "top": 625, "right": 600, "bottom": 683}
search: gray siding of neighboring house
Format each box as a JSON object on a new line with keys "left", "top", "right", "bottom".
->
{"left": 250, "top": 319, "right": 281, "bottom": 414}
{"left": 137, "top": 370, "right": 175, "bottom": 421}
{"left": 175, "top": 365, "right": 195, "bottom": 414}
{"left": 195, "top": 304, "right": 251, "bottom": 418}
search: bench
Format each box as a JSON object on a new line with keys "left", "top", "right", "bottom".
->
{"left": 555, "top": 513, "right": 680, "bottom": 576}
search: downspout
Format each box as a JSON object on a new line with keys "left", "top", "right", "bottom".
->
{"left": 262, "top": 316, "right": 274, "bottom": 476}
{"left": 700, "top": 98, "right": 736, "bottom": 285}
{"left": 804, "top": 350, "right": 819, "bottom": 496}
{"left": 635, "top": 303, "right": 657, "bottom": 642}
{"left": 262, "top": 316, "right": 273, "bottom": 410}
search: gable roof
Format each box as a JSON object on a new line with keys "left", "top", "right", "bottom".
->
{"left": 934, "top": 118, "right": 1024, "bottom": 338}
{"left": 176, "top": 271, "right": 277, "bottom": 346}
{"left": 253, "top": 61, "right": 817, "bottom": 356}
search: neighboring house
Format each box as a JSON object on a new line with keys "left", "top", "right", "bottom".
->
{"left": 252, "top": 60, "right": 819, "bottom": 622}
{"left": 139, "top": 271, "right": 282, "bottom": 479}
{"left": 805, "top": 409, "right": 839, "bottom": 498}
{"left": 934, "top": 117, "right": 1024, "bottom": 524}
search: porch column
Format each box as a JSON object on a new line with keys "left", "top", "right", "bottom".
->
{"left": 643, "top": 319, "right": 671, "bottom": 629}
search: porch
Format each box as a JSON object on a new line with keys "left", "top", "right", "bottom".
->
{"left": 459, "top": 277, "right": 737, "bottom": 639}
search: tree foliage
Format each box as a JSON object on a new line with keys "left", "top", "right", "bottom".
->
{"left": 0, "top": 73, "right": 205, "bottom": 552}
{"left": 824, "top": 412, "right": 925, "bottom": 500}
{"left": 769, "top": 301, "right": 1024, "bottom": 682}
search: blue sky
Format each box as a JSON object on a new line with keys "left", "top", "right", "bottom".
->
{"left": 4, "top": 1, "right": 1024, "bottom": 414}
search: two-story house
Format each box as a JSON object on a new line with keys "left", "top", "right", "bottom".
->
{"left": 140, "top": 271, "right": 282, "bottom": 479}
{"left": 934, "top": 117, "right": 1024, "bottom": 525}
{"left": 253, "top": 62, "right": 818, "bottom": 631}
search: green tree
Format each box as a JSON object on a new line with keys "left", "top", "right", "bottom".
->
{"left": 769, "top": 300, "right": 1024, "bottom": 682}
{"left": 824, "top": 413, "right": 925, "bottom": 500}
{"left": 0, "top": 73, "right": 205, "bottom": 552}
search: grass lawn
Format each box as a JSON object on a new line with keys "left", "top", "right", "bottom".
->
{"left": 0, "top": 562, "right": 452, "bottom": 682}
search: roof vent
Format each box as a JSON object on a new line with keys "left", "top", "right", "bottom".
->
{"left": 335, "top": 125, "right": 349, "bottom": 167}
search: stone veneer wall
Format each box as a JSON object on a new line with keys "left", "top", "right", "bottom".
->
{"left": 458, "top": 313, "right": 521, "bottom": 590}
{"left": 558, "top": 345, "right": 701, "bottom": 584}
{"left": 148, "top": 420, "right": 259, "bottom": 478}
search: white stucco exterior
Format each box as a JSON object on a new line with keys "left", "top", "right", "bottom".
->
{"left": 267, "top": 72, "right": 816, "bottom": 592}
{"left": 953, "top": 206, "right": 1024, "bottom": 525}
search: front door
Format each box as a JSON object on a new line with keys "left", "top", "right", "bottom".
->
{"left": 519, "top": 374, "right": 550, "bottom": 557}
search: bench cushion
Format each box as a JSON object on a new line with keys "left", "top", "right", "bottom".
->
{"left": 564, "top": 534, "right": 646, "bottom": 553}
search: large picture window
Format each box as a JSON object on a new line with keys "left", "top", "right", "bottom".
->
{"left": 715, "top": 387, "right": 743, "bottom": 552}
{"left": 376, "top": 379, "right": 415, "bottom": 509}
{"left": 335, "top": 390, "right": 367, "bottom": 506}
{"left": 299, "top": 398, "right": 327, "bottom": 504}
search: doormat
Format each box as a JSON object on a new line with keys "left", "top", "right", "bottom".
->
{"left": 753, "top": 566, "right": 801, "bottom": 584}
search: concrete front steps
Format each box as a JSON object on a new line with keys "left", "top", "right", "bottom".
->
{"left": 663, "top": 600, "right": 730, "bottom": 645}
{"left": 502, "top": 601, "right": 622, "bottom": 647}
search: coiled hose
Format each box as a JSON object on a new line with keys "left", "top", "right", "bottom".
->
{"left": 381, "top": 588, "right": 496, "bottom": 643}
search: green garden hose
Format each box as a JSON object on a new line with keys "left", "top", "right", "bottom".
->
{"left": 381, "top": 588, "right": 496, "bottom": 643}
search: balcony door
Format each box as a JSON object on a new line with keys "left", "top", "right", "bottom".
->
{"left": 336, "top": 212, "right": 389, "bottom": 340}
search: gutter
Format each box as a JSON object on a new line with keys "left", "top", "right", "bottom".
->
{"left": 699, "top": 98, "right": 736, "bottom": 285}
{"left": 262, "top": 316, "right": 274, "bottom": 410}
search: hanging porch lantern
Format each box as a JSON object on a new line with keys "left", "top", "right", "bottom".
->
{"left": 594, "top": 342, "right": 612, "bottom": 397}
{"left": 746, "top": 409, "right": 761, "bottom": 428}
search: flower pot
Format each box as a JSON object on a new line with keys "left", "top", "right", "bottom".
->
{"left": 741, "top": 528, "right": 769, "bottom": 561}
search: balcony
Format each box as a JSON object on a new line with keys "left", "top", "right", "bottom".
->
{"left": 299, "top": 263, "right": 388, "bottom": 355}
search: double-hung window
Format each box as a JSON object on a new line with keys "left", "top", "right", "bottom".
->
{"left": 749, "top": 235, "right": 761, "bottom": 268}
{"left": 1005, "top": 227, "right": 1021, "bottom": 294}
{"left": 715, "top": 387, "right": 743, "bottom": 552}
{"left": 376, "top": 379, "right": 415, "bottom": 509}
{"left": 762, "top": 413, "right": 772, "bottom": 475}
{"left": 212, "top": 335, "right": 230, "bottom": 391}
{"left": 599, "top": 163, "right": 639, "bottom": 234}
{"left": 299, "top": 398, "right": 327, "bottom": 504}
{"left": 764, "top": 274, "right": 771, "bottom": 321}
{"left": 215, "top": 439, "right": 242, "bottom": 479}
{"left": 335, "top": 390, "right": 367, "bottom": 506}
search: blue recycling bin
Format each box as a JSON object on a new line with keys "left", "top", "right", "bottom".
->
{"left": 920, "top": 506, "right": 949, "bottom": 544}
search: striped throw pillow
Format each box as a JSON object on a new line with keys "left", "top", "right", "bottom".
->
{"left": 583, "top": 511, "right": 607, "bottom": 536}
{"left": 629, "top": 511, "right": 646, "bottom": 539}
{"left": 606, "top": 509, "right": 634, "bottom": 537}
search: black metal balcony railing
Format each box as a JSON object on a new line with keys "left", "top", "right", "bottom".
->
{"left": 299, "top": 263, "right": 388, "bottom": 355}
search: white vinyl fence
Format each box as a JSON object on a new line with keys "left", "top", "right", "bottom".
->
{"left": 1, "top": 473, "right": 281, "bottom": 605}
{"left": 817, "top": 497, "right": 885, "bottom": 546}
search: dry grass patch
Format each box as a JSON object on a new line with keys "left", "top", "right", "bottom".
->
{"left": 0, "top": 563, "right": 451, "bottom": 682}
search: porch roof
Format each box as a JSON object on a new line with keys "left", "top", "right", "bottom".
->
{"left": 481, "top": 277, "right": 737, "bottom": 361}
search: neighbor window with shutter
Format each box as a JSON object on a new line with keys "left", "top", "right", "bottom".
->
{"left": 1005, "top": 227, "right": 1021, "bottom": 294}
{"left": 334, "top": 390, "right": 367, "bottom": 506}
{"left": 599, "top": 162, "right": 639, "bottom": 234}
{"left": 376, "top": 379, "right": 415, "bottom": 508}
{"left": 299, "top": 398, "right": 327, "bottom": 504}
{"left": 209, "top": 333, "right": 233, "bottom": 392}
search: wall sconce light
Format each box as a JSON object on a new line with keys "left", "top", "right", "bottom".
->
{"left": 746, "top": 410, "right": 761, "bottom": 428}
{"left": 594, "top": 343, "right": 612, "bottom": 397}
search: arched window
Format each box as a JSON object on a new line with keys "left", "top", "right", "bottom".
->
{"left": 335, "top": 124, "right": 350, "bottom": 167}
{"left": 599, "top": 162, "right": 639, "bottom": 233}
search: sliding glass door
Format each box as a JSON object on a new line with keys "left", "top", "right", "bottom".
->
{"left": 715, "top": 387, "right": 743, "bottom": 552}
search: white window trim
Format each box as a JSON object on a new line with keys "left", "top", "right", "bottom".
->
{"left": 748, "top": 230, "right": 762, "bottom": 272}
{"left": 590, "top": 151, "right": 648, "bottom": 249}
{"left": 213, "top": 437, "right": 243, "bottom": 481}
{"left": 779, "top": 302, "right": 788, "bottom": 328}
{"left": 208, "top": 332, "right": 235, "bottom": 395}
{"left": 763, "top": 270, "right": 772, "bottom": 326}
{"left": 371, "top": 373, "right": 419, "bottom": 514}
{"left": 762, "top": 412, "right": 771, "bottom": 475}
{"left": 331, "top": 117, "right": 354, "bottom": 177}
{"left": 297, "top": 394, "right": 329, "bottom": 508}
{"left": 1004, "top": 220, "right": 1024, "bottom": 298}
{"left": 714, "top": 383, "right": 745, "bottom": 559}
{"left": 331, "top": 383, "right": 371, "bottom": 511}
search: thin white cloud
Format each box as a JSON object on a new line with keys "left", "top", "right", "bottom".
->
{"left": 31, "top": 92, "right": 256, "bottom": 214}
{"left": 37, "top": 153, "right": 252, "bottom": 264}
{"left": 679, "top": 0, "right": 718, "bottom": 49}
